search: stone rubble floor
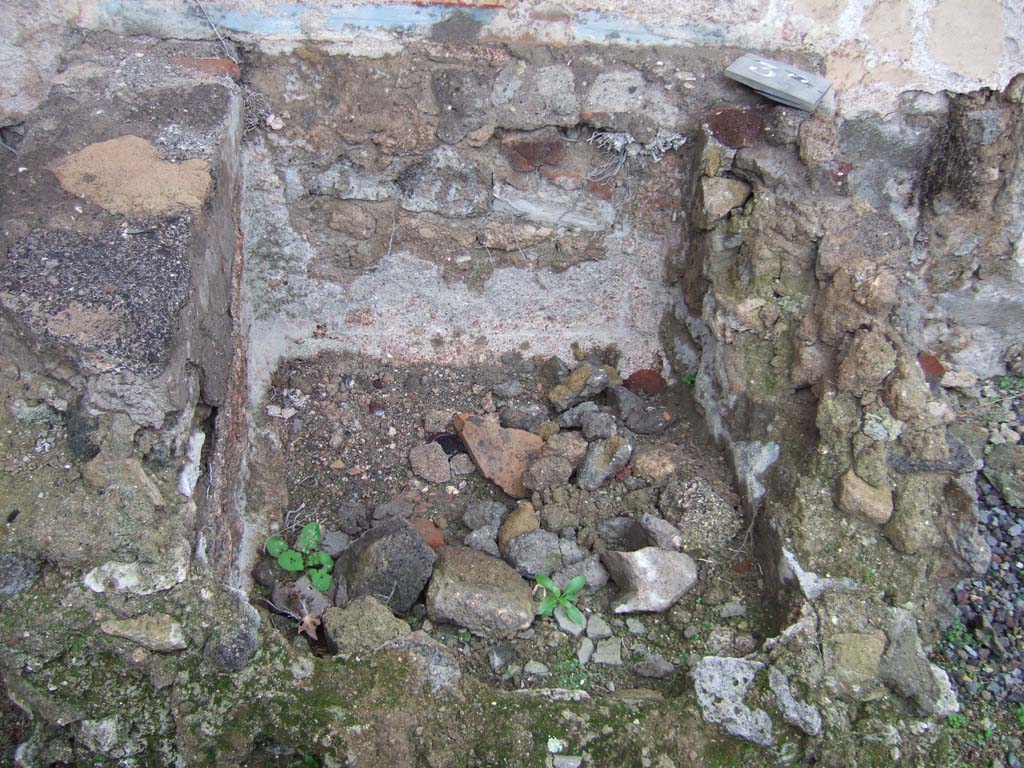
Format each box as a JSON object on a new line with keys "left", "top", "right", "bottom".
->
{"left": 252, "top": 348, "right": 772, "bottom": 699}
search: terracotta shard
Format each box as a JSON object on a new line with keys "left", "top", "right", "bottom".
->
{"left": 453, "top": 412, "right": 543, "bottom": 498}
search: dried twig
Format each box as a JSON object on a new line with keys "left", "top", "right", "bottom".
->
{"left": 385, "top": 208, "right": 397, "bottom": 259}
{"left": 259, "top": 599, "right": 301, "bottom": 622}
{"left": 0, "top": 138, "right": 17, "bottom": 155}
{"left": 191, "top": 0, "right": 238, "bottom": 64}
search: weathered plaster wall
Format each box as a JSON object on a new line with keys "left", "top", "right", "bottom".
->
{"left": 2, "top": 0, "right": 1022, "bottom": 129}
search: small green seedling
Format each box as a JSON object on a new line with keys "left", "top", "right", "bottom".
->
{"left": 536, "top": 573, "right": 586, "bottom": 626}
{"left": 265, "top": 522, "right": 334, "bottom": 591}
{"left": 1014, "top": 703, "right": 1024, "bottom": 729}
{"left": 946, "top": 712, "right": 968, "bottom": 730}
{"left": 681, "top": 371, "right": 697, "bottom": 388}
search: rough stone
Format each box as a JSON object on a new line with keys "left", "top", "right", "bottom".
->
{"left": 602, "top": 548, "right": 698, "bottom": 613}
{"left": 542, "top": 431, "right": 589, "bottom": 466}
{"left": 577, "top": 637, "right": 595, "bottom": 664}
{"left": 692, "top": 656, "right": 773, "bottom": 746}
{"left": 769, "top": 668, "right": 822, "bottom": 736}
{"left": 524, "top": 660, "right": 550, "bottom": 676}
{"left": 492, "top": 63, "right": 578, "bottom": 130}
{"left": 830, "top": 631, "right": 888, "bottom": 700}
{"left": 497, "top": 502, "right": 540, "bottom": 555}
{"left": 426, "top": 546, "right": 534, "bottom": 637}
{"left": 879, "top": 609, "right": 959, "bottom": 716}
{"left": 554, "top": 605, "right": 586, "bottom": 636}
{"left": 499, "top": 402, "right": 548, "bottom": 432}
{"left": 463, "top": 501, "right": 508, "bottom": 531}
{"left": 523, "top": 455, "right": 574, "bottom": 493}
{"left": 408, "top": 442, "right": 451, "bottom": 484}
{"left": 634, "top": 652, "right": 675, "bottom": 679}
{"left": 505, "top": 529, "right": 564, "bottom": 577}
{"left": 838, "top": 470, "right": 893, "bottom": 524}
{"left": 488, "top": 643, "right": 514, "bottom": 672}
{"left": 502, "top": 126, "right": 566, "bottom": 171}
{"left": 592, "top": 637, "right": 623, "bottom": 666}
{"left": 548, "top": 363, "right": 608, "bottom": 411}
{"left": 607, "top": 386, "right": 672, "bottom": 434}
{"left": 464, "top": 522, "right": 501, "bottom": 558}
{"left": 0, "top": 553, "right": 39, "bottom": 599}
{"left": 337, "top": 519, "right": 437, "bottom": 614}
{"left": 658, "top": 478, "right": 743, "bottom": 556}
{"left": 322, "top": 597, "right": 411, "bottom": 656}
{"left": 631, "top": 445, "right": 681, "bottom": 484}
{"left": 557, "top": 401, "right": 599, "bottom": 428}
{"left": 320, "top": 530, "right": 352, "bottom": 558}
{"left": 638, "top": 514, "right": 683, "bottom": 551}
{"left": 100, "top": 614, "right": 187, "bottom": 652}
{"left": 576, "top": 436, "right": 632, "bottom": 491}
{"left": 983, "top": 444, "right": 1024, "bottom": 508}
{"left": 205, "top": 623, "right": 259, "bottom": 673}
{"left": 837, "top": 329, "right": 897, "bottom": 397}
{"left": 586, "top": 615, "right": 613, "bottom": 640}
{"left": 624, "top": 369, "right": 667, "bottom": 396}
{"left": 580, "top": 411, "right": 617, "bottom": 440}
{"left": 696, "top": 176, "right": 752, "bottom": 228}
{"left": 397, "top": 146, "right": 489, "bottom": 217}
{"left": 552, "top": 556, "right": 609, "bottom": 593}
{"left": 454, "top": 412, "right": 543, "bottom": 498}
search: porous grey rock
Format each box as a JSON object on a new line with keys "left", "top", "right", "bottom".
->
{"left": 602, "top": 548, "right": 698, "bottom": 613}
{"left": 592, "top": 637, "right": 622, "bottom": 666}
{"left": 0, "top": 553, "right": 39, "bottom": 599}
{"left": 523, "top": 455, "right": 574, "bottom": 492}
{"left": 576, "top": 436, "right": 632, "bottom": 491}
{"left": 692, "top": 656, "right": 773, "bottom": 746}
{"left": 769, "top": 668, "right": 821, "bottom": 736}
{"left": 558, "top": 537, "right": 585, "bottom": 567}
{"left": 596, "top": 517, "right": 650, "bottom": 551}
{"left": 983, "top": 443, "right": 1024, "bottom": 508}
{"left": 552, "top": 555, "right": 609, "bottom": 593}
{"left": 205, "top": 622, "right": 259, "bottom": 672}
{"left": 322, "top": 596, "right": 411, "bottom": 656}
{"left": 426, "top": 546, "right": 534, "bottom": 637}
{"left": 505, "top": 529, "right": 564, "bottom": 577}
{"left": 408, "top": 441, "right": 451, "bottom": 484}
{"left": 333, "top": 501, "right": 373, "bottom": 536}
{"left": 463, "top": 501, "right": 508, "bottom": 530}
{"left": 658, "top": 478, "right": 743, "bottom": 556}
{"left": 838, "top": 470, "right": 893, "bottom": 524}
{"left": 607, "top": 385, "right": 672, "bottom": 434}
{"left": 638, "top": 513, "right": 683, "bottom": 551}
{"left": 398, "top": 146, "right": 489, "bottom": 217}
{"left": 542, "top": 431, "right": 589, "bottom": 466}
{"left": 697, "top": 176, "right": 752, "bottom": 227}
{"left": 499, "top": 402, "right": 548, "bottom": 432}
{"left": 581, "top": 411, "right": 617, "bottom": 440}
{"left": 558, "top": 401, "right": 599, "bottom": 428}
{"left": 337, "top": 519, "right": 437, "bottom": 613}
{"left": 492, "top": 63, "right": 578, "bottom": 130}
{"left": 633, "top": 652, "right": 675, "bottom": 679}
{"left": 464, "top": 522, "right": 501, "bottom": 558}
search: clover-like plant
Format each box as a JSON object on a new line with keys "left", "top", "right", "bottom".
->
{"left": 535, "top": 573, "right": 586, "bottom": 626}
{"left": 265, "top": 522, "right": 334, "bottom": 591}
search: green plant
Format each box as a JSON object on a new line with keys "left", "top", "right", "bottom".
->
{"left": 266, "top": 522, "right": 334, "bottom": 591}
{"left": 552, "top": 656, "right": 589, "bottom": 690}
{"left": 681, "top": 371, "right": 697, "bottom": 388}
{"left": 535, "top": 573, "right": 586, "bottom": 626}
{"left": 1014, "top": 703, "right": 1024, "bottom": 728}
{"left": 946, "top": 712, "right": 968, "bottom": 730}
{"left": 996, "top": 375, "right": 1024, "bottom": 391}
{"left": 944, "top": 617, "right": 968, "bottom": 648}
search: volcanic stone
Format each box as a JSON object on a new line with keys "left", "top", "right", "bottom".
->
{"left": 426, "top": 546, "right": 534, "bottom": 637}
{"left": 602, "top": 548, "right": 698, "bottom": 613}
{"left": 337, "top": 519, "right": 437, "bottom": 613}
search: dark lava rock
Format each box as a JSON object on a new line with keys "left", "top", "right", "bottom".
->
{"left": 576, "top": 436, "right": 632, "bottom": 491}
{"left": 625, "top": 369, "right": 667, "bottom": 396}
{"left": 337, "top": 519, "right": 437, "bottom": 613}
{"left": 65, "top": 397, "right": 101, "bottom": 461}
{"left": 205, "top": 624, "right": 259, "bottom": 672}
{"left": 0, "top": 553, "right": 39, "bottom": 598}
{"left": 499, "top": 402, "right": 548, "bottom": 432}
{"left": 332, "top": 501, "right": 373, "bottom": 536}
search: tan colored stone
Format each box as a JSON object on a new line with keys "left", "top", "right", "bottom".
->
{"left": 82, "top": 455, "right": 165, "bottom": 508}
{"left": 52, "top": 135, "right": 212, "bottom": 216}
{"left": 542, "top": 431, "right": 588, "bottom": 466}
{"left": 928, "top": 0, "right": 1004, "bottom": 78}
{"left": 497, "top": 502, "right": 539, "bottom": 555}
{"left": 864, "top": 0, "right": 912, "bottom": 59}
{"left": 831, "top": 631, "right": 888, "bottom": 699}
{"left": 838, "top": 470, "right": 893, "bottom": 524}
{"left": 696, "top": 176, "right": 751, "bottom": 228}
{"left": 631, "top": 445, "right": 681, "bottom": 485}
{"left": 453, "top": 412, "right": 543, "bottom": 498}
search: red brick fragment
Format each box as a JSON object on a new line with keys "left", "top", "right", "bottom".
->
{"left": 625, "top": 369, "right": 667, "bottom": 396}
{"left": 410, "top": 517, "right": 445, "bottom": 550}
{"left": 917, "top": 352, "right": 945, "bottom": 380}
